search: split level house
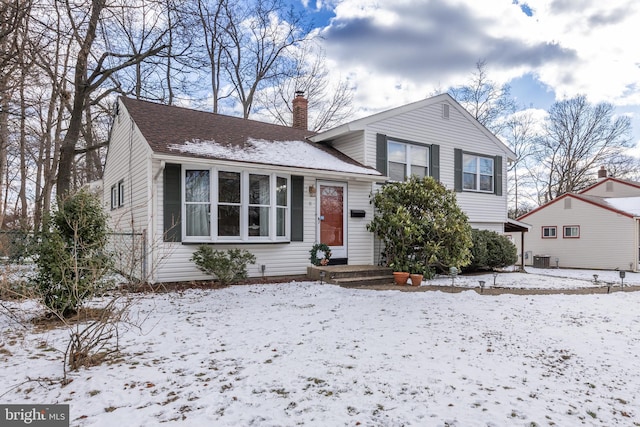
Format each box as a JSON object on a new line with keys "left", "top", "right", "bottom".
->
{"left": 510, "top": 168, "right": 640, "bottom": 272}
{"left": 102, "top": 93, "right": 517, "bottom": 283}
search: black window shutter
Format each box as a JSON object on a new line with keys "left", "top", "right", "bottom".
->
{"left": 430, "top": 144, "right": 440, "bottom": 181}
{"left": 454, "top": 148, "right": 463, "bottom": 192}
{"left": 291, "top": 175, "right": 304, "bottom": 241}
{"left": 376, "top": 133, "right": 387, "bottom": 175}
{"left": 494, "top": 155, "right": 503, "bottom": 196}
{"left": 163, "top": 163, "right": 182, "bottom": 242}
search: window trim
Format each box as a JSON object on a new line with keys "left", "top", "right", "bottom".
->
{"left": 118, "top": 180, "right": 125, "bottom": 207}
{"left": 541, "top": 226, "right": 557, "bottom": 239}
{"left": 454, "top": 149, "right": 502, "bottom": 195}
{"left": 181, "top": 165, "right": 290, "bottom": 243}
{"left": 111, "top": 180, "right": 126, "bottom": 209}
{"left": 386, "top": 137, "right": 430, "bottom": 182}
{"left": 110, "top": 185, "right": 118, "bottom": 210}
{"left": 563, "top": 225, "right": 580, "bottom": 239}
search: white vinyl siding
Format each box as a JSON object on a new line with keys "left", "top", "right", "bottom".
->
{"left": 509, "top": 196, "right": 637, "bottom": 271}
{"left": 102, "top": 101, "right": 154, "bottom": 279}
{"left": 328, "top": 131, "right": 365, "bottom": 165}
{"left": 582, "top": 180, "right": 640, "bottom": 198}
{"left": 153, "top": 175, "right": 375, "bottom": 283}
{"left": 362, "top": 99, "right": 509, "bottom": 227}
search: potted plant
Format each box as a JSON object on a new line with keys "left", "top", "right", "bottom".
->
{"left": 409, "top": 261, "right": 425, "bottom": 287}
{"left": 390, "top": 260, "right": 410, "bottom": 285}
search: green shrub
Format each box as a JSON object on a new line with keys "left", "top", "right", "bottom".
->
{"left": 191, "top": 247, "right": 256, "bottom": 285}
{"left": 32, "top": 189, "right": 113, "bottom": 317}
{"left": 466, "top": 229, "right": 518, "bottom": 271}
{"left": 368, "top": 176, "right": 472, "bottom": 274}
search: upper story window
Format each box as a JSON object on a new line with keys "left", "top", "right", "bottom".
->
{"left": 463, "top": 154, "right": 494, "bottom": 192}
{"left": 376, "top": 134, "right": 440, "bottom": 182}
{"left": 454, "top": 149, "right": 502, "bottom": 196}
{"left": 387, "top": 139, "right": 430, "bottom": 181}
{"left": 183, "top": 167, "right": 289, "bottom": 243}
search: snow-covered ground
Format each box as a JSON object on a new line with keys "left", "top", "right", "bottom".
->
{"left": 1, "top": 271, "right": 640, "bottom": 426}
{"left": 429, "top": 267, "right": 640, "bottom": 289}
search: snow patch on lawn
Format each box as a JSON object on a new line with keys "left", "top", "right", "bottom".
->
{"left": 2, "top": 278, "right": 639, "bottom": 426}
{"left": 428, "top": 267, "right": 640, "bottom": 289}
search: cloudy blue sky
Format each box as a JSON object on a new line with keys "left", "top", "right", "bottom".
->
{"left": 293, "top": 0, "right": 640, "bottom": 147}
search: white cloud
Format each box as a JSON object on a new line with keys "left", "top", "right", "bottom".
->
{"left": 316, "top": 0, "right": 640, "bottom": 112}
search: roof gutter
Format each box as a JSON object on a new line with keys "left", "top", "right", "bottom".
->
{"left": 151, "top": 154, "right": 385, "bottom": 183}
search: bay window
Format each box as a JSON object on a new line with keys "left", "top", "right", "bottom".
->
{"left": 248, "top": 174, "right": 270, "bottom": 237}
{"left": 185, "top": 170, "right": 211, "bottom": 237}
{"left": 218, "top": 171, "right": 241, "bottom": 237}
{"left": 182, "top": 167, "right": 289, "bottom": 242}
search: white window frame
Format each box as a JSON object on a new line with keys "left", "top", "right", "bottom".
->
{"left": 184, "top": 169, "right": 212, "bottom": 239}
{"left": 563, "top": 225, "right": 580, "bottom": 238}
{"left": 118, "top": 180, "right": 125, "bottom": 207}
{"left": 110, "top": 185, "right": 118, "bottom": 210}
{"left": 387, "top": 139, "right": 429, "bottom": 182}
{"left": 463, "top": 154, "right": 494, "bottom": 193}
{"left": 542, "top": 226, "right": 557, "bottom": 239}
{"left": 182, "top": 166, "right": 290, "bottom": 243}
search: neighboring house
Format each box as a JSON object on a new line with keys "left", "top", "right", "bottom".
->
{"left": 103, "top": 93, "right": 515, "bottom": 283}
{"left": 510, "top": 170, "right": 640, "bottom": 272}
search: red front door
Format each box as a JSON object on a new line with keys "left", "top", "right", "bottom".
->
{"left": 318, "top": 182, "right": 347, "bottom": 259}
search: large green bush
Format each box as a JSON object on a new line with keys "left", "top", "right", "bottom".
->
{"left": 32, "top": 189, "right": 113, "bottom": 317}
{"left": 368, "top": 176, "right": 472, "bottom": 275}
{"left": 466, "top": 229, "right": 518, "bottom": 271}
{"left": 191, "top": 247, "right": 256, "bottom": 285}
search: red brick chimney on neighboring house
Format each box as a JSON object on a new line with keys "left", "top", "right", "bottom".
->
{"left": 598, "top": 166, "right": 608, "bottom": 180}
{"left": 292, "top": 91, "right": 308, "bottom": 130}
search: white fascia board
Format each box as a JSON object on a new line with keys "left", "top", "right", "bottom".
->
{"left": 152, "top": 153, "right": 384, "bottom": 182}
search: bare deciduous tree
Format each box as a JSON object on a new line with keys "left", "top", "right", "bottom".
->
{"left": 219, "top": 0, "right": 310, "bottom": 118}
{"left": 56, "top": 0, "right": 168, "bottom": 198}
{"left": 535, "top": 95, "right": 632, "bottom": 202}
{"left": 256, "top": 42, "right": 354, "bottom": 131}
{"left": 449, "top": 59, "right": 517, "bottom": 134}
{"left": 0, "top": 0, "right": 31, "bottom": 228}
{"left": 503, "top": 110, "right": 539, "bottom": 215}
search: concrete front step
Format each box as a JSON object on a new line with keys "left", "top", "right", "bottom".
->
{"left": 331, "top": 275, "right": 396, "bottom": 287}
{"left": 307, "top": 265, "right": 394, "bottom": 286}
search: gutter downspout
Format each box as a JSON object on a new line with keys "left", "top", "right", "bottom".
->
{"left": 635, "top": 217, "right": 639, "bottom": 272}
{"left": 149, "top": 160, "right": 166, "bottom": 283}
{"left": 520, "top": 231, "right": 525, "bottom": 272}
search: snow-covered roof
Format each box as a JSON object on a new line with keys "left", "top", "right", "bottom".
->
{"left": 120, "top": 97, "right": 380, "bottom": 177}
{"left": 169, "top": 138, "right": 381, "bottom": 176}
{"left": 604, "top": 197, "right": 640, "bottom": 216}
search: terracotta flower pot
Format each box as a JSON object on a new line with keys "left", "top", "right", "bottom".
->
{"left": 393, "top": 272, "right": 410, "bottom": 286}
{"left": 409, "top": 274, "right": 423, "bottom": 286}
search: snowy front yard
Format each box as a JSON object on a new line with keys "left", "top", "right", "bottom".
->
{"left": 2, "top": 271, "right": 640, "bottom": 426}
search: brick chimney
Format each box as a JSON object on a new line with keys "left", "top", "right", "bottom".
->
{"left": 598, "top": 166, "right": 608, "bottom": 180}
{"left": 292, "top": 91, "right": 308, "bottom": 130}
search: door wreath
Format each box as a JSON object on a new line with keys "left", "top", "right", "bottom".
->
{"left": 309, "top": 243, "right": 332, "bottom": 266}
